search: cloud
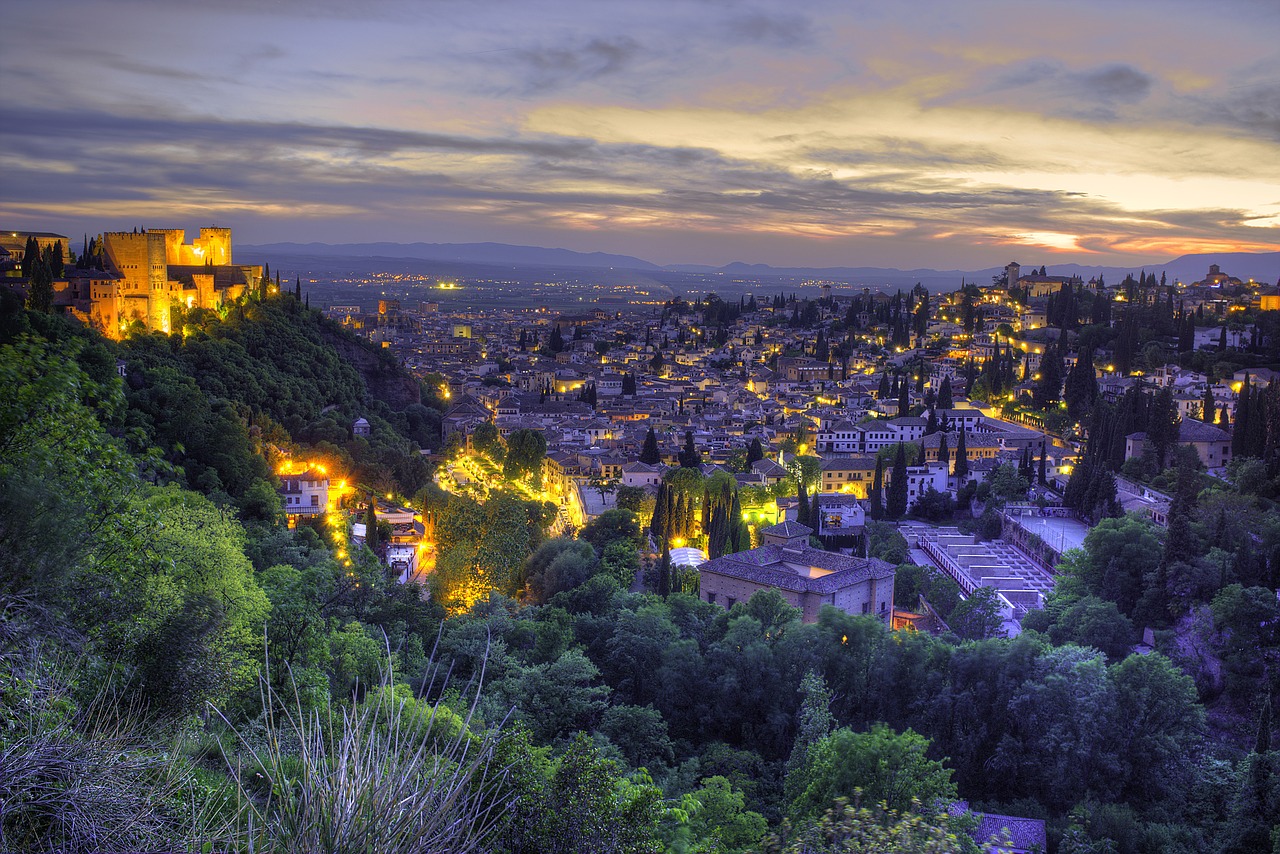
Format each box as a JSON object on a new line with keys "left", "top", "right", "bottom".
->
{"left": 725, "top": 13, "right": 814, "bottom": 48}
{"left": 968, "top": 61, "right": 1153, "bottom": 115}
{"left": 509, "top": 36, "right": 644, "bottom": 94}
{"left": 1072, "top": 64, "right": 1152, "bottom": 104}
{"left": 4, "top": 103, "right": 1272, "bottom": 263}
{"left": 1195, "top": 82, "right": 1280, "bottom": 141}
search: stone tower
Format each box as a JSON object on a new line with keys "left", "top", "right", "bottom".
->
{"left": 1005, "top": 261, "right": 1021, "bottom": 288}
{"left": 102, "top": 231, "right": 171, "bottom": 331}
{"left": 196, "top": 227, "right": 232, "bottom": 265}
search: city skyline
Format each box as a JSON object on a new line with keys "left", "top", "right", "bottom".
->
{"left": 2, "top": 0, "right": 1278, "bottom": 269}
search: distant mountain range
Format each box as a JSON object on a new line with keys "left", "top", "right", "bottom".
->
{"left": 241, "top": 241, "right": 1280, "bottom": 286}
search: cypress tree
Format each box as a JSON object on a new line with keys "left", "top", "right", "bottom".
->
{"left": 25, "top": 257, "right": 53, "bottom": 313}
{"left": 1064, "top": 348, "right": 1098, "bottom": 422}
{"left": 937, "top": 432, "right": 950, "bottom": 472}
{"left": 954, "top": 430, "right": 969, "bottom": 479}
{"left": 1147, "top": 386, "right": 1180, "bottom": 471}
{"left": 365, "top": 499, "right": 379, "bottom": 554}
{"left": 938, "top": 375, "right": 954, "bottom": 410}
{"left": 1034, "top": 340, "right": 1063, "bottom": 409}
{"left": 1038, "top": 440, "right": 1048, "bottom": 486}
{"left": 869, "top": 457, "right": 884, "bottom": 520}
{"left": 747, "top": 438, "right": 765, "bottom": 467}
{"left": 886, "top": 442, "right": 909, "bottom": 519}
{"left": 679, "top": 430, "right": 701, "bottom": 468}
{"left": 925, "top": 407, "right": 938, "bottom": 435}
{"left": 640, "top": 427, "right": 661, "bottom": 465}
{"left": 1203, "top": 387, "right": 1216, "bottom": 424}
{"left": 650, "top": 482, "right": 668, "bottom": 542}
{"left": 898, "top": 379, "right": 910, "bottom": 417}
{"left": 294, "top": 275, "right": 301, "bottom": 300}
{"left": 879, "top": 372, "right": 891, "bottom": 400}
{"left": 709, "top": 504, "right": 728, "bottom": 559}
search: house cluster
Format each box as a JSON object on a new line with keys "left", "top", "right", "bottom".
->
{"left": 348, "top": 259, "right": 1276, "bottom": 616}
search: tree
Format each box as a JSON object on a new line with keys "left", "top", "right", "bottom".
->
{"left": 639, "top": 427, "right": 661, "bottom": 465}
{"left": 937, "top": 375, "right": 954, "bottom": 410}
{"left": 1066, "top": 515, "right": 1164, "bottom": 618}
{"left": 600, "top": 539, "right": 640, "bottom": 588}
{"left": 789, "top": 724, "right": 957, "bottom": 818}
{"left": 680, "top": 776, "right": 767, "bottom": 854}
{"left": 580, "top": 509, "right": 641, "bottom": 552}
{"left": 549, "top": 324, "right": 565, "bottom": 353}
{"left": 471, "top": 421, "right": 505, "bottom": 463}
{"left": 650, "top": 349, "right": 665, "bottom": 376}
{"left": 760, "top": 797, "right": 987, "bottom": 854}
{"left": 1147, "top": 386, "right": 1181, "bottom": 471}
{"left": 523, "top": 537, "right": 599, "bottom": 602}
{"left": 937, "top": 432, "right": 950, "bottom": 472}
{"left": 599, "top": 705, "right": 674, "bottom": 771}
{"left": 868, "top": 457, "right": 884, "bottom": 520}
{"left": 949, "top": 586, "right": 1005, "bottom": 640}
{"left": 1064, "top": 348, "right": 1098, "bottom": 421}
{"left": 788, "top": 454, "right": 823, "bottom": 494}
{"left": 364, "top": 498, "right": 379, "bottom": 554}
{"left": 1034, "top": 340, "right": 1063, "bottom": 409}
{"left": 886, "top": 443, "right": 909, "bottom": 519}
{"left": 1203, "top": 387, "right": 1217, "bottom": 425}
{"left": 953, "top": 431, "right": 969, "bottom": 480}
{"left": 678, "top": 430, "right": 702, "bottom": 468}
{"left": 747, "top": 438, "right": 765, "bottom": 467}
{"left": 504, "top": 428, "right": 548, "bottom": 487}
{"left": 786, "top": 670, "right": 836, "bottom": 804}
{"left": 537, "top": 733, "right": 664, "bottom": 854}
{"left": 25, "top": 257, "right": 53, "bottom": 313}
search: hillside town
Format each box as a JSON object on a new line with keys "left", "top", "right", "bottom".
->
{"left": 324, "top": 256, "right": 1280, "bottom": 639}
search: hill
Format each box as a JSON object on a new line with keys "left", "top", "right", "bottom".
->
{"left": 243, "top": 240, "right": 1280, "bottom": 288}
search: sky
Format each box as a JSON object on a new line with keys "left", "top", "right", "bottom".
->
{"left": 2, "top": 0, "right": 1279, "bottom": 269}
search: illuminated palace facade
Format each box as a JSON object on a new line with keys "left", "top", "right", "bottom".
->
{"left": 75, "top": 227, "right": 261, "bottom": 338}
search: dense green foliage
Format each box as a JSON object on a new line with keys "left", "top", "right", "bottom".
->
{"left": 4, "top": 298, "right": 1279, "bottom": 853}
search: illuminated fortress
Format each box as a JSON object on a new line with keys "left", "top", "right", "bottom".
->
{"left": 1, "top": 226, "right": 267, "bottom": 338}
{"left": 85, "top": 227, "right": 261, "bottom": 338}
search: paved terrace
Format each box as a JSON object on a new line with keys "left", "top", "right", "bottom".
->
{"left": 905, "top": 525, "right": 1057, "bottom": 632}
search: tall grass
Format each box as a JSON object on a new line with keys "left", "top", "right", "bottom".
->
{"left": 0, "top": 658, "right": 231, "bottom": 852}
{"left": 217, "top": 651, "right": 513, "bottom": 854}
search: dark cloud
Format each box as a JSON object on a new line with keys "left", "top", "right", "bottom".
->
{"left": 725, "top": 13, "right": 814, "bottom": 48}
{"left": 1073, "top": 64, "right": 1152, "bottom": 104}
{"left": 1194, "top": 82, "right": 1280, "bottom": 141}
{"left": 957, "top": 61, "right": 1153, "bottom": 118}
{"left": 0, "top": 107, "right": 598, "bottom": 159}
{"left": 510, "top": 36, "right": 643, "bottom": 93}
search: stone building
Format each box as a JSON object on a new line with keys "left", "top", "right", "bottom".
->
{"left": 697, "top": 522, "right": 894, "bottom": 624}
